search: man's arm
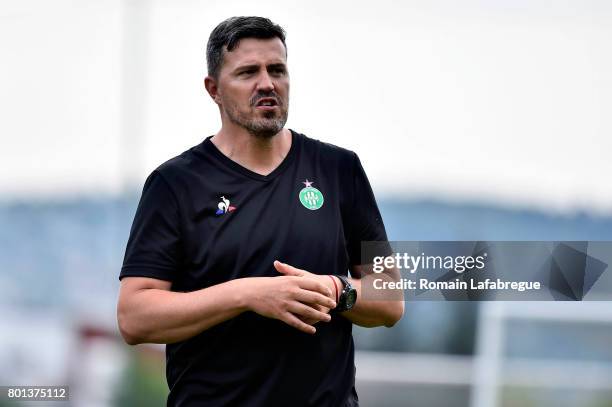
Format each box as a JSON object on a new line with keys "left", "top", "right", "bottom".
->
{"left": 117, "top": 275, "right": 336, "bottom": 345}
{"left": 274, "top": 261, "right": 404, "bottom": 328}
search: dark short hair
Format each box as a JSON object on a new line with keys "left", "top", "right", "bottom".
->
{"left": 206, "top": 16, "right": 287, "bottom": 79}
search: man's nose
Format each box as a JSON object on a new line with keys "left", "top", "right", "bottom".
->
{"left": 256, "top": 71, "right": 275, "bottom": 92}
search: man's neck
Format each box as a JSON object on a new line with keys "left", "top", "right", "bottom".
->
{"left": 211, "top": 126, "right": 291, "bottom": 176}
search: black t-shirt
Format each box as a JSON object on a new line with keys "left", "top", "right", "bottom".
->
{"left": 120, "top": 130, "right": 389, "bottom": 407}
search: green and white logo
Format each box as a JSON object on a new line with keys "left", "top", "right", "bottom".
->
{"left": 299, "top": 179, "right": 324, "bottom": 210}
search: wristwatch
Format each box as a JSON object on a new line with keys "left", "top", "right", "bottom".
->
{"left": 334, "top": 275, "right": 357, "bottom": 312}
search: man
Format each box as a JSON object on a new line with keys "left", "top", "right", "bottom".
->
{"left": 117, "top": 16, "right": 403, "bottom": 407}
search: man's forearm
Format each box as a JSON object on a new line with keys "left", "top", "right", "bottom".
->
{"left": 339, "top": 277, "right": 404, "bottom": 328}
{"left": 118, "top": 279, "right": 249, "bottom": 345}
{"left": 117, "top": 274, "right": 336, "bottom": 345}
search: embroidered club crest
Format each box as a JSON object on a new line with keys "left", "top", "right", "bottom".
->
{"left": 298, "top": 179, "right": 324, "bottom": 210}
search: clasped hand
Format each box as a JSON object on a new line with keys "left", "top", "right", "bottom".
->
{"left": 245, "top": 261, "right": 337, "bottom": 334}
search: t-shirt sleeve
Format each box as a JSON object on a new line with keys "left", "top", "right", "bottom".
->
{"left": 120, "top": 170, "right": 182, "bottom": 282}
{"left": 346, "top": 152, "right": 393, "bottom": 266}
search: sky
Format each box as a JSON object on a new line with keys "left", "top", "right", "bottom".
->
{"left": 1, "top": 0, "right": 611, "bottom": 215}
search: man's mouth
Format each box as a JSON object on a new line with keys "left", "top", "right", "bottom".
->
{"left": 254, "top": 98, "right": 279, "bottom": 109}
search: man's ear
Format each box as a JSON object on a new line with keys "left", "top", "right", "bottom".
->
{"left": 204, "top": 76, "right": 221, "bottom": 104}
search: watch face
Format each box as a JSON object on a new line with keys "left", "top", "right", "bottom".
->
{"left": 345, "top": 289, "right": 357, "bottom": 310}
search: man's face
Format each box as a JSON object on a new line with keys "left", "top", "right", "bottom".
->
{"left": 214, "top": 37, "right": 289, "bottom": 138}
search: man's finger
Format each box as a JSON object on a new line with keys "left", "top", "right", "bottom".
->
{"left": 282, "top": 312, "right": 317, "bottom": 334}
{"left": 294, "top": 289, "right": 336, "bottom": 309}
{"left": 298, "top": 303, "right": 331, "bottom": 325}
{"left": 287, "top": 302, "right": 331, "bottom": 323}
{"left": 295, "top": 277, "right": 333, "bottom": 298}
{"left": 274, "top": 260, "right": 305, "bottom": 276}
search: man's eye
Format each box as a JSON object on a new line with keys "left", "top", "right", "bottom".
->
{"left": 271, "top": 68, "right": 286, "bottom": 75}
{"left": 239, "top": 70, "right": 256, "bottom": 76}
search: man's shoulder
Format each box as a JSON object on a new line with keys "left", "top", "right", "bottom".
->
{"left": 154, "top": 141, "right": 205, "bottom": 176}
{"left": 146, "top": 141, "right": 207, "bottom": 188}
{"left": 295, "top": 130, "right": 358, "bottom": 163}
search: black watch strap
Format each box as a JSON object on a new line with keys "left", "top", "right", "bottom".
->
{"left": 334, "top": 274, "right": 357, "bottom": 312}
{"left": 335, "top": 274, "right": 349, "bottom": 289}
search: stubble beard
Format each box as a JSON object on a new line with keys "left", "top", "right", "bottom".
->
{"left": 224, "top": 97, "right": 289, "bottom": 139}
